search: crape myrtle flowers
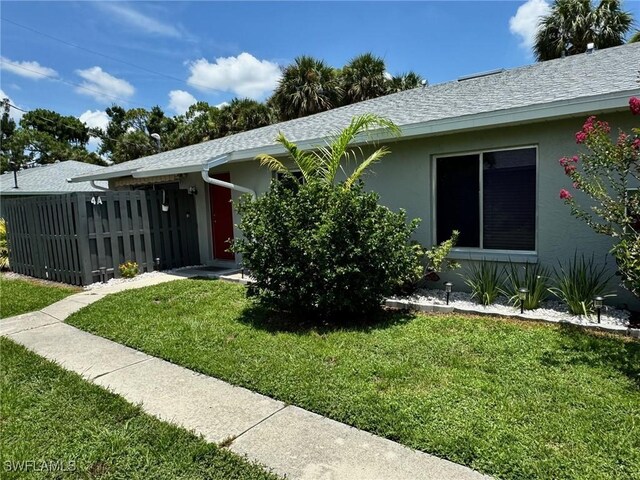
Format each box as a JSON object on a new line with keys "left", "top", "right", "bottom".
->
{"left": 560, "top": 96, "right": 640, "bottom": 200}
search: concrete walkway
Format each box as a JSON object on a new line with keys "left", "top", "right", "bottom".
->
{"left": 1, "top": 274, "right": 490, "bottom": 480}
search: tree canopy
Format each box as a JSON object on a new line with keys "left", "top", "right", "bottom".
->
{"left": 534, "top": 0, "right": 633, "bottom": 61}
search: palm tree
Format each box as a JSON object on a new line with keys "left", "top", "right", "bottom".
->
{"left": 269, "top": 56, "right": 342, "bottom": 121}
{"left": 257, "top": 113, "right": 400, "bottom": 190}
{"left": 219, "top": 98, "right": 272, "bottom": 136}
{"left": 630, "top": 30, "right": 640, "bottom": 42}
{"left": 386, "top": 71, "right": 424, "bottom": 93}
{"left": 341, "top": 53, "right": 388, "bottom": 105}
{"left": 534, "top": 0, "right": 633, "bottom": 61}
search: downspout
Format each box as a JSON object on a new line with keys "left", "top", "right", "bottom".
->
{"left": 201, "top": 155, "right": 256, "bottom": 198}
{"left": 90, "top": 180, "right": 110, "bottom": 191}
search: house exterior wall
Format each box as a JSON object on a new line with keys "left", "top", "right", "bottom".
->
{"left": 192, "top": 110, "right": 638, "bottom": 309}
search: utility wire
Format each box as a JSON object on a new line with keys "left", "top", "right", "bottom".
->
{"left": 0, "top": 17, "right": 215, "bottom": 92}
{"left": 0, "top": 59, "right": 155, "bottom": 109}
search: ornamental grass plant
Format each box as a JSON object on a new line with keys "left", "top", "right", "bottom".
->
{"left": 550, "top": 253, "right": 613, "bottom": 316}
{"left": 503, "top": 261, "right": 551, "bottom": 310}
{"left": 463, "top": 260, "right": 503, "bottom": 306}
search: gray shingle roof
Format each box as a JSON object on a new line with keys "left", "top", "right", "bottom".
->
{"left": 73, "top": 42, "right": 640, "bottom": 181}
{"left": 0, "top": 161, "right": 107, "bottom": 195}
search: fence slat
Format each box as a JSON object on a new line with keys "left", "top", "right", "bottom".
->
{"left": 129, "top": 192, "right": 144, "bottom": 269}
{"left": 118, "top": 191, "right": 132, "bottom": 268}
{"left": 139, "top": 192, "right": 154, "bottom": 272}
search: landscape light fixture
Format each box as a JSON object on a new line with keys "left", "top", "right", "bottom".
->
{"left": 444, "top": 282, "right": 453, "bottom": 305}
{"left": 154, "top": 258, "right": 161, "bottom": 271}
{"left": 100, "top": 266, "right": 107, "bottom": 284}
{"left": 518, "top": 287, "right": 529, "bottom": 314}
{"left": 593, "top": 296, "right": 604, "bottom": 323}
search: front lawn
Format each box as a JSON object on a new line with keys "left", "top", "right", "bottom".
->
{"left": 0, "top": 338, "right": 278, "bottom": 479}
{"left": 67, "top": 279, "right": 640, "bottom": 480}
{"left": 0, "top": 276, "right": 78, "bottom": 318}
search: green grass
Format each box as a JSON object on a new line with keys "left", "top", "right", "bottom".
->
{"left": 0, "top": 276, "right": 78, "bottom": 318}
{"left": 67, "top": 279, "right": 640, "bottom": 480}
{"left": 0, "top": 338, "right": 279, "bottom": 479}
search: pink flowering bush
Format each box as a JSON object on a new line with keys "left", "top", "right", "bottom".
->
{"left": 559, "top": 97, "right": 640, "bottom": 298}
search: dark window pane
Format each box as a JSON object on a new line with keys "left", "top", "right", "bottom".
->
{"left": 483, "top": 148, "right": 536, "bottom": 250}
{"left": 437, "top": 155, "right": 480, "bottom": 247}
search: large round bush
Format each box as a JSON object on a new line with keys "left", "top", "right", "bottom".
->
{"left": 233, "top": 180, "right": 420, "bottom": 318}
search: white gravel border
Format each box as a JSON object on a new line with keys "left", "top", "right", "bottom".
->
{"left": 389, "top": 289, "right": 637, "bottom": 335}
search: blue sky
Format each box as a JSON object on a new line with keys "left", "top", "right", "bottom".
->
{"left": 2, "top": 0, "right": 640, "bottom": 133}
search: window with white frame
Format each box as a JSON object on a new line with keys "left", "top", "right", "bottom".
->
{"left": 436, "top": 147, "right": 537, "bottom": 251}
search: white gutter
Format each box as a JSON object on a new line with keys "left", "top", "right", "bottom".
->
{"left": 90, "top": 180, "right": 110, "bottom": 191}
{"left": 201, "top": 155, "right": 256, "bottom": 198}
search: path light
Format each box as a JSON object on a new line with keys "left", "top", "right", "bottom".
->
{"left": 444, "top": 282, "right": 453, "bottom": 305}
{"left": 154, "top": 258, "right": 161, "bottom": 271}
{"left": 518, "top": 287, "right": 529, "bottom": 314}
{"left": 100, "top": 267, "right": 107, "bottom": 284}
{"left": 593, "top": 296, "right": 604, "bottom": 324}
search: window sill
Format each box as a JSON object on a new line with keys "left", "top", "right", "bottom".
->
{"left": 448, "top": 249, "right": 538, "bottom": 263}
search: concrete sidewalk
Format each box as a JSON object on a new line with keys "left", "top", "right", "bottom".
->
{"left": 1, "top": 275, "right": 490, "bottom": 480}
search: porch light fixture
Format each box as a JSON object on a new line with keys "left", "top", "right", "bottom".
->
{"left": 518, "top": 287, "right": 529, "bottom": 314}
{"left": 444, "top": 282, "right": 453, "bottom": 305}
{"left": 593, "top": 296, "right": 604, "bottom": 323}
{"left": 188, "top": 185, "right": 198, "bottom": 195}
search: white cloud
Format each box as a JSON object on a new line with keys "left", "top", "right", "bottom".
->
{"left": 509, "top": 0, "right": 551, "bottom": 49}
{"left": 0, "top": 89, "right": 23, "bottom": 122}
{"left": 168, "top": 89, "right": 197, "bottom": 115}
{"left": 187, "top": 52, "right": 281, "bottom": 99}
{"left": 79, "top": 109, "right": 110, "bottom": 130}
{"left": 75, "top": 67, "right": 135, "bottom": 103}
{"left": 79, "top": 110, "right": 110, "bottom": 152}
{"left": 0, "top": 56, "right": 58, "bottom": 80}
{"left": 215, "top": 101, "right": 229, "bottom": 109}
{"left": 96, "top": 2, "right": 182, "bottom": 38}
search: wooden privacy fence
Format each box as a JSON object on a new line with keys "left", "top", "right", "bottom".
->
{"left": 3, "top": 190, "right": 200, "bottom": 286}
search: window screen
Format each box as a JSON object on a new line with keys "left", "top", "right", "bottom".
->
{"left": 483, "top": 148, "right": 536, "bottom": 250}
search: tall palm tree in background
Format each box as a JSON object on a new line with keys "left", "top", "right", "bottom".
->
{"left": 386, "top": 72, "right": 424, "bottom": 93}
{"left": 219, "top": 98, "right": 273, "bottom": 136}
{"left": 341, "top": 53, "right": 388, "bottom": 105}
{"left": 534, "top": 0, "right": 633, "bottom": 61}
{"left": 269, "top": 56, "right": 342, "bottom": 121}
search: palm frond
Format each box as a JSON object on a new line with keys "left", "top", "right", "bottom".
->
{"left": 257, "top": 153, "right": 289, "bottom": 175}
{"left": 344, "top": 146, "right": 390, "bottom": 190}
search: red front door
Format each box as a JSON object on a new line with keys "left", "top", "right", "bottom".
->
{"left": 209, "top": 173, "right": 235, "bottom": 260}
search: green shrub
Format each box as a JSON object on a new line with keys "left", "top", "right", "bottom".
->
{"left": 611, "top": 234, "right": 640, "bottom": 298}
{"left": 0, "top": 218, "right": 9, "bottom": 270}
{"left": 119, "top": 261, "right": 139, "bottom": 279}
{"left": 550, "top": 253, "right": 613, "bottom": 316}
{"left": 503, "top": 261, "right": 551, "bottom": 310}
{"left": 400, "top": 231, "right": 460, "bottom": 293}
{"left": 463, "top": 260, "right": 503, "bottom": 306}
{"left": 233, "top": 181, "right": 420, "bottom": 318}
